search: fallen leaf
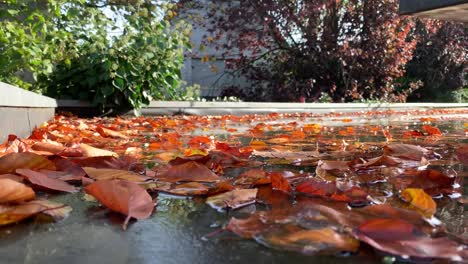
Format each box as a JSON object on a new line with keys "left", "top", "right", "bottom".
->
{"left": 383, "top": 144, "right": 431, "bottom": 161}
{"left": 226, "top": 214, "right": 267, "bottom": 239}
{"left": 255, "top": 225, "right": 359, "bottom": 255}
{"left": 96, "top": 126, "right": 129, "bottom": 139}
{"left": 16, "top": 169, "right": 78, "bottom": 193}
{"left": 0, "top": 152, "right": 55, "bottom": 174}
{"left": 0, "top": 199, "right": 70, "bottom": 226}
{"left": 166, "top": 182, "right": 209, "bottom": 196}
{"left": 401, "top": 188, "right": 436, "bottom": 217}
{"left": 79, "top": 143, "right": 119, "bottom": 158}
{"left": 206, "top": 189, "right": 257, "bottom": 212}
{"left": 85, "top": 180, "right": 154, "bottom": 230}
{"left": 456, "top": 145, "right": 468, "bottom": 165}
{"left": 82, "top": 167, "right": 148, "bottom": 182}
{"left": 159, "top": 161, "right": 219, "bottom": 182}
{"left": 354, "top": 218, "right": 467, "bottom": 261}
{"left": 422, "top": 125, "right": 442, "bottom": 136}
{"left": 270, "top": 172, "right": 292, "bottom": 194}
{"left": 0, "top": 178, "right": 35, "bottom": 203}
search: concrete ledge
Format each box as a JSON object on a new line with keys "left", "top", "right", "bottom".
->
{"left": 140, "top": 101, "right": 468, "bottom": 116}
{"left": 399, "top": 0, "right": 468, "bottom": 22}
{"left": 0, "top": 82, "right": 56, "bottom": 141}
{"left": 57, "top": 100, "right": 468, "bottom": 116}
{"left": 0, "top": 82, "right": 57, "bottom": 108}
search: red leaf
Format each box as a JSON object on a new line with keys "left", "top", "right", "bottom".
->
{"left": 16, "top": 169, "right": 78, "bottom": 193}
{"left": 85, "top": 180, "right": 154, "bottom": 230}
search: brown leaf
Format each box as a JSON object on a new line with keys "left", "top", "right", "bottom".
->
{"left": 0, "top": 178, "right": 35, "bottom": 203}
{"left": 16, "top": 169, "right": 78, "bottom": 193}
{"left": 383, "top": 144, "right": 431, "bottom": 161}
{"left": 206, "top": 189, "right": 257, "bottom": 212}
{"left": 159, "top": 161, "right": 219, "bottom": 183}
{"left": 0, "top": 152, "right": 55, "bottom": 174}
{"left": 31, "top": 142, "right": 82, "bottom": 157}
{"left": 82, "top": 167, "right": 148, "bottom": 182}
{"left": 85, "top": 180, "right": 154, "bottom": 230}
{"left": 226, "top": 215, "right": 267, "bottom": 239}
{"left": 456, "top": 144, "right": 468, "bottom": 165}
{"left": 234, "top": 169, "right": 270, "bottom": 186}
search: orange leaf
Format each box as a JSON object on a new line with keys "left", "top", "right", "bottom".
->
{"left": 0, "top": 199, "right": 70, "bottom": 226}
{"left": 422, "top": 125, "right": 442, "bottom": 136}
{"left": 79, "top": 143, "right": 118, "bottom": 158}
{"left": 96, "top": 126, "right": 129, "bottom": 139}
{"left": 0, "top": 178, "right": 35, "bottom": 203}
{"left": 85, "top": 180, "right": 154, "bottom": 230}
{"left": 401, "top": 188, "right": 436, "bottom": 217}
{"left": 0, "top": 152, "right": 55, "bottom": 174}
{"left": 270, "top": 172, "right": 292, "bottom": 194}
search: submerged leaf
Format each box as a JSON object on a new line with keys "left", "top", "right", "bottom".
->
{"left": 206, "top": 189, "right": 257, "bottom": 212}
{"left": 256, "top": 225, "right": 359, "bottom": 255}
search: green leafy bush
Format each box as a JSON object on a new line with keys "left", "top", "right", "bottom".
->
{"left": 0, "top": 1, "right": 191, "bottom": 114}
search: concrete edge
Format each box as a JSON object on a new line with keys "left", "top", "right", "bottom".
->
{"left": 57, "top": 99, "right": 468, "bottom": 116}
{"left": 0, "top": 82, "right": 57, "bottom": 108}
{"left": 399, "top": 0, "right": 468, "bottom": 14}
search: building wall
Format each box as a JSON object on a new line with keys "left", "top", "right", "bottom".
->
{"left": 179, "top": 0, "right": 250, "bottom": 97}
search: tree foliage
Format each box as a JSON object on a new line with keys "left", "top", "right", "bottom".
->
{"left": 0, "top": 0, "right": 191, "bottom": 113}
{"left": 187, "top": 0, "right": 466, "bottom": 102}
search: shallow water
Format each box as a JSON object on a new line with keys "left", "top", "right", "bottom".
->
{"left": 0, "top": 110, "right": 466, "bottom": 264}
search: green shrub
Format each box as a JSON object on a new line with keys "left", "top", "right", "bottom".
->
{"left": 0, "top": 1, "right": 191, "bottom": 114}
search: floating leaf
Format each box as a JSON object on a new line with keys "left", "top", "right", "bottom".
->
{"left": 16, "top": 169, "right": 78, "bottom": 193}
{"left": 383, "top": 144, "right": 431, "bottom": 161}
{"left": 456, "top": 145, "right": 468, "bottom": 165}
{"left": 82, "top": 167, "right": 148, "bottom": 182}
{"left": 96, "top": 126, "right": 129, "bottom": 139}
{"left": 234, "top": 169, "right": 270, "bottom": 186}
{"left": 401, "top": 188, "right": 436, "bottom": 217}
{"left": 0, "top": 178, "right": 35, "bottom": 203}
{"left": 206, "top": 189, "right": 257, "bottom": 212}
{"left": 85, "top": 180, "right": 154, "bottom": 230}
{"left": 0, "top": 199, "right": 70, "bottom": 226}
{"left": 0, "top": 152, "right": 55, "bottom": 174}
{"left": 159, "top": 161, "right": 219, "bottom": 182}
{"left": 270, "top": 172, "right": 292, "bottom": 194}
{"left": 422, "top": 125, "right": 442, "bottom": 136}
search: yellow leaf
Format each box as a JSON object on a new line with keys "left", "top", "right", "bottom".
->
{"left": 401, "top": 188, "right": 436, "bottom": 217}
